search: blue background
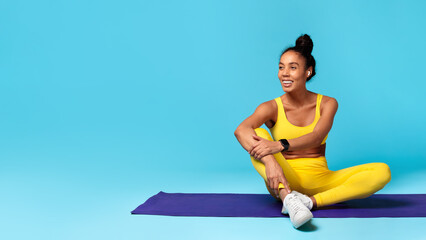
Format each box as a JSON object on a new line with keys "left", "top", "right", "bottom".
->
{"left": 1, "top": 0, "right": 425, "bottom": 239}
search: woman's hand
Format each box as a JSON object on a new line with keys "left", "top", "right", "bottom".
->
{"left": 264, "top": 160, "right": 291, "bottom": 196}
{"left": 249, "top": 135, "right": 283, "bottom": 159}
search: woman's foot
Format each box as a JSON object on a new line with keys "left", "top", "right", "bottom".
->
{"left": 281, "top": 190, "right": 313, "bottom": 214}
{"left": 282, "top": 193, "right": 313, "bottom": 228}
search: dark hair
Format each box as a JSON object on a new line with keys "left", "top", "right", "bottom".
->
{"left": 280, "top": 34, "right": 316, "bottom": 82}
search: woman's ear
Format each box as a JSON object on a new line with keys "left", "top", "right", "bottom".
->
{"left": 306, "top": 67, "right": 313, "bottom": 77}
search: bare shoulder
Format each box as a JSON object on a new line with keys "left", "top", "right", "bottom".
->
{"left": 235, "top": 98, "right": 278, "bottom": 130}
{"left": 254, "top": 98, "right": 277, "bottom": 118}
{"left": 255, "top": 99, "right": 278, "bottom": 128}
{"left": 320, "top": 94, "right": 338, "bottom": 113}
{"left": 257, "top": 98, "right": 276, "bottom": 111}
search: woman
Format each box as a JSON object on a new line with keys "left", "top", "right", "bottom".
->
{"left": 234, "top": 34, "right": 391, "bottom": 228}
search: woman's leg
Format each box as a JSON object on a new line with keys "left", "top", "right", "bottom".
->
{"left": 250, "top": 128, "right": 391, "bottom": 208}
{"left": 312, "top": 162, "right": 392, "bottom": 207}
{"left": 250, "top": 128, "right": 304, "bottom": 198}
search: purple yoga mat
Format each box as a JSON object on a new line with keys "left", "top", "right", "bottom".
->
{"left": 131, "top": 191, "right": 426, "bottom": 218}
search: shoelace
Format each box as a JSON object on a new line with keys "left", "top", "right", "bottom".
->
{"left": 286, "top": 195, "right": 304, "bottom": 212}
{"left": 292, "top": 191, "right": 311, "bottom": 209}
{"left": 296, "top": 195, "right": 309, "bottom": 206}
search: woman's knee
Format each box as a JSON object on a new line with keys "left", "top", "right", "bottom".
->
{"left": 253, "top": 128, "right": 274, "bottom": 141}
{"left": 377, "top": 162, "right": 391, "bottom": 185}
{"left": 371, "top": 162, "right": 391, "bottom": 189}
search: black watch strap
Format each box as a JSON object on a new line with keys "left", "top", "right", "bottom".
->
{"left": 279, "top": 139, "right": 290, "bottom": 152}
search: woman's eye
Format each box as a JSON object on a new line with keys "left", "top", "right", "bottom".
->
{"left": 279, "top": 67, "right": 283, "bottom": 69}
{"left": 291, "top": 67, "right": 296, "bottom": 69}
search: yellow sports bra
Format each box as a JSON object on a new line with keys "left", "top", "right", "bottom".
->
{"left": 269, "top": 93, "right": 327, "bottom": 145}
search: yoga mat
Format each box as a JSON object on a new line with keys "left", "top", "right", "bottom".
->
{"left": 131, "top": 191, "right": 426, "bottom": 218}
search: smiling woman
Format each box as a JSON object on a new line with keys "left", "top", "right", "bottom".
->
{"left": 234, "top": 34, "right": 391, "bottom": 229}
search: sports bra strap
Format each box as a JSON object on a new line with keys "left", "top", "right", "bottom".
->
{"left": 316, "top": 94, "right": 323, "bottom": 117}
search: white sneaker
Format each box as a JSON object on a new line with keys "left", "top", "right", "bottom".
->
{"left": 281, "top": 190, "right": 313, "bottom": 214}
{"left": 282, "top": 193, "right": 313, "bottom": 228}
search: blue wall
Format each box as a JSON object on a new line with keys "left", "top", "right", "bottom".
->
{"left": 1, "top": 0, "right": 426, "bottom": 239}
{"left": 1, "top": 0, "right": 425, "bottom": 217}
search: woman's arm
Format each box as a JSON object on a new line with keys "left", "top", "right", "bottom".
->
{"left": 234, "top": 100, "right": 276, "bottom": 163}
{"left": 235, "top": 100, "right": 292, "bottom": 195}
{"left": 287, "top": 97, "right": 338, "bottom": 151}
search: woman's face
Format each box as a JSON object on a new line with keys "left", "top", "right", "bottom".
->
{"left": 278, "top": 50, "right": 311, "bottom": 93}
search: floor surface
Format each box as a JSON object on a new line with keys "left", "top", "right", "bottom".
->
{"left": 2, "top": 166, "right": 425, "bottom": 240}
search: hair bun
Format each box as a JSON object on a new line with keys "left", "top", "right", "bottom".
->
{"left": 295, "top": 34, "right": 313, "bottom": 55}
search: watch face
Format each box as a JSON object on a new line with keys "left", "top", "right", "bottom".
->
{"left": 280, "top": 139, "right": 289, "bottom": 150}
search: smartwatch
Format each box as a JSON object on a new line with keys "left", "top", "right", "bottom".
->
{"left": 279, "top": 139, "right": 290, "bottom": 152}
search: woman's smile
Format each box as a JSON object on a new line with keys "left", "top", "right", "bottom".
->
{"left": 282, "top": 80, "right": 294, "bottom": 87}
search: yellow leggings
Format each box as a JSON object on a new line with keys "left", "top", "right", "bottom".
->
{"left": 250, "top": 128, "right": 392, "bottom": 208}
